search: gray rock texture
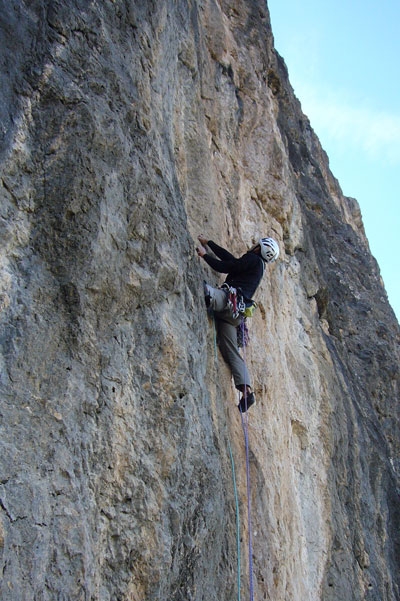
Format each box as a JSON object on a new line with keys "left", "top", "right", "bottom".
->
{"left": 0, "top": 1, "right": 399, "bottom": 600}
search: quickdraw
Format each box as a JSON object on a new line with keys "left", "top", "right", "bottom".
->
{"left": 221, "top": 284, "right": 257, "bottom": 319}
{"left": 220, "top": 283, "right": 241, "bottom": 318}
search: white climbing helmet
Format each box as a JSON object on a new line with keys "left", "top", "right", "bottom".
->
{"left": 259, "top": 237, "right": 279, "bottom": 262}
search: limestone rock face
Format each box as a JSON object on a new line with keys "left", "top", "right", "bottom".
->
{"left": 0, "top": 1, "right": 399, "bottom": 600}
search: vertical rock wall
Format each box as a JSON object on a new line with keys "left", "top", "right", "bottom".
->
{"left": 0, "top": 1, "right": 398, "bottom": 600}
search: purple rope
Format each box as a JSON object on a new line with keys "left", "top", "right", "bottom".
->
{"left": 240, "top": 329, "right": 255, "bottom": 601}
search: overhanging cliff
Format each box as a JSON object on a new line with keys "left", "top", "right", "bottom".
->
{"left": 0, "top": 1, "right": 399, "bottom": 600}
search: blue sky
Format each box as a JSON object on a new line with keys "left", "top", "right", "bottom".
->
{"left": 267, "top": 0, "right": 400, "bottom": 321}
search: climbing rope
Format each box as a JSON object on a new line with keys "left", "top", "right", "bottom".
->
{"left": 240, "top": 399, "right": 255, "bottom": 601}
{"left": 212, "top": 315, "right": 241, "bottom": 601}
{"left": 228, "top": 438, "right": 242, "bottom": 601}
{"left": 211, "top": 312, "right": 256, "bottom": 601}
{"left": 240, "top": 321, "right": 255, "bottom": 601}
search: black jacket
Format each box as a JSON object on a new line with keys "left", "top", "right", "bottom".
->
{"left": 203, "top": 240, "right": 264, "bottom": 300}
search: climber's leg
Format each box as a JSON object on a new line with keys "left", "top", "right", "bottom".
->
{"left": 216, "top": 314, "right": 251, "bottom": 390}
{"left": 203, "top": 283, "right": 228, "bottom": 312}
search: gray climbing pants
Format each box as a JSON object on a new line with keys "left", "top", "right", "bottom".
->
{"left": 208, "top": 286, "right": 251, "bottom": 390}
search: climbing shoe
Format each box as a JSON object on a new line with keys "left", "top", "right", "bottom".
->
{"left": 238, "top": 392, "right": 256, "bottom": 413}
{"left": 203, "top": 281, "right": 212, "bottom": 308}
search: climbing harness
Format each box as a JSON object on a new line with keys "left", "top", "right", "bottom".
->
{"left": 219, "top": 284, "right": 257, "bottom": 350}
{"left": 221, "top": 283, "right": 243, "bottom": 319}
{"left": 221, "top": 284, "right": 258, "bottom": 320}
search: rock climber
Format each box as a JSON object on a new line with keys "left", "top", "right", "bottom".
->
{"left": 196, "top": 235, "right": 279, "bottom": 412}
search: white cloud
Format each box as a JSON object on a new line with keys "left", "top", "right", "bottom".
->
{"left": 295, "top": 83, "right": 400, "bottom": 165}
